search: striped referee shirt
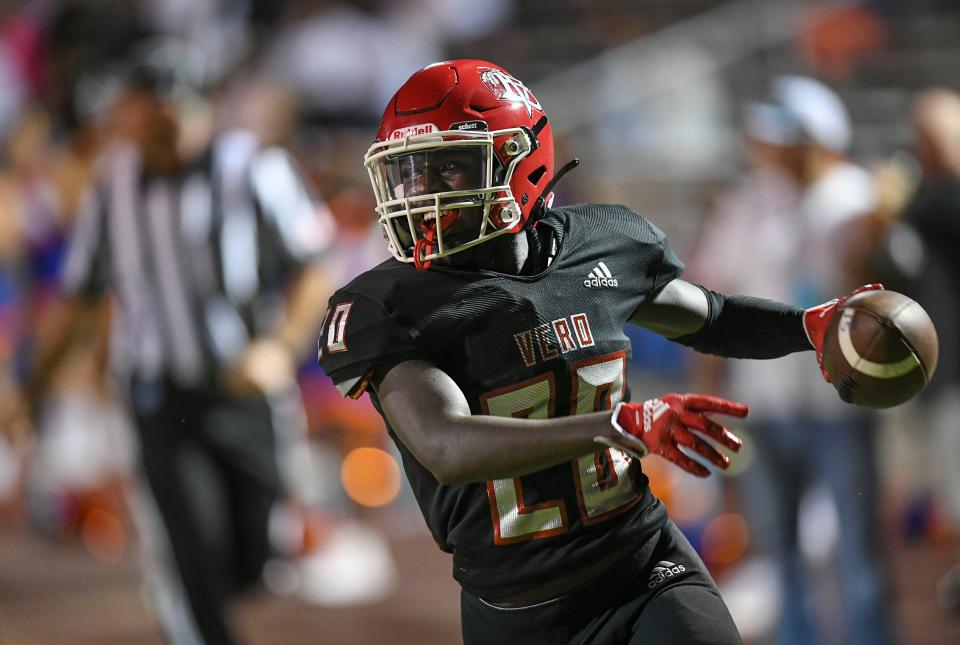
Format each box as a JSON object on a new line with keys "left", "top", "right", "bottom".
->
{"left": 62, "top": 129, "right": 336, "bottom": 388}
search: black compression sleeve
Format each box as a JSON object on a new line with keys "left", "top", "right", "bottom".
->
{"left": 671, "top": 286, "right": 813, "bottom": 359}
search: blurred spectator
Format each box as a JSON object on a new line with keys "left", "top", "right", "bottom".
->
{"left": 901, "top": 88, "right": 960, "bottom": 411}
{"left": 890, "top": 88, "right": 960, "bottom": 612}
{"left": 139, "top": 0, "right": 253, "bottom": 84}
{"left": 263, "top": 0, "right": 511, "bottom": 123}
{"left": 43, "top": 0, "right": 150, "bottom": 129}
{"left": 264, "top": 2, "right": 436, "bottom": 122}
{"left": 909, "top": 89, "right": 960, "bottom": 524}
{"left": 692, "top": 76, "right": 893, "bottom": 645}
{"left": 0, "top": 109, "right": 76, "bottom": 452}
{"left": 7, "top": 48, "right": 371, "bottom": 644}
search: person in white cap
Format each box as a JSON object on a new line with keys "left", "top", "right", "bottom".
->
{"left": 692, "top": 75, "right": 893, "bottom": 645}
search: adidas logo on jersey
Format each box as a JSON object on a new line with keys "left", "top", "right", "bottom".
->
{"left": 647, "top": 560, "right": 686, "bottom": 589}
{"left": 584, "top": 262, "right": 618, "bottom": 288}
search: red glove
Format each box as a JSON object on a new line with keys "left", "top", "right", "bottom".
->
{"left": 602, "top": 394, "right": 748, "bottom": 477}
{"left": 802, "top": 283, "right": 884, "bottom": 382}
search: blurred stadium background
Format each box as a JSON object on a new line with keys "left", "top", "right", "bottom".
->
{"left": 1, "top": 0, "right": 960, "bottom": 643}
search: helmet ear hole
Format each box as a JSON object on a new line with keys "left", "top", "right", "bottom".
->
{"left": 527, "top": 165, "right": 547, "bottom": 186}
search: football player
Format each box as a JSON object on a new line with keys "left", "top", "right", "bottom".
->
{"left": 317, "top": 60, "right": 876, "bottom": 644}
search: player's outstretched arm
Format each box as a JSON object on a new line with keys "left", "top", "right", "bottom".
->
{"left": 630, "top": 278, "right": 712, "bottom": 338}
{"left": 632, "top": 278, "right": 813, "bottom": 359}
{"left": 632, "top": 279, "right": 885, "bottom": 378}
{"left": 376, "top": 359, "right": 746, "bottom": 482}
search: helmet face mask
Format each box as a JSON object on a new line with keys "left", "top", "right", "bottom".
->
{"left": 367, "top": 60, "right": 553, "bottom": 266}
{"left": 365, "top": 127, "right": 530, "bottom": 263}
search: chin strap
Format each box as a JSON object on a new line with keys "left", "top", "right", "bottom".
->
{"left": 413, "top": 229, "right": 437, "bottom": 271}
{"left": 528, "top": 158, "right": 581, "bottom": 226}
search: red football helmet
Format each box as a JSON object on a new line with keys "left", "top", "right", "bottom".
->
{"left": 365, "top": 60, "right": 555, "bottom": 267}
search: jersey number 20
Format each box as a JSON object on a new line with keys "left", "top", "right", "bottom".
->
{"left": 479, "top": 351, "right": 638, "bottom": 545}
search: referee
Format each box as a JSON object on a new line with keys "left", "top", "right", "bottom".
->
{"left": 19, "top": 65, "right": 335, "bottom": 644}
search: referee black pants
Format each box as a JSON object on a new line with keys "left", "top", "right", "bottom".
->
{"left": 130, "top": 379, "right": 282, "bottom": 645}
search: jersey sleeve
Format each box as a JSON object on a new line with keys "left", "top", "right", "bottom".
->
{"left": 648, "top": 218, "right": 685, "bottom": 290}
{"left": 317, "top": 291, "right": 424, "bottom": 398}
{"left": 602, "top": 203, "right": 684, "bottom": 290}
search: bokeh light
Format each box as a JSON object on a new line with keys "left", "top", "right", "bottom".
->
{"left": 80, "top": 507, "right": 126, "bottom": 564}
{"left": 701, "top": 512, "right": 750, "bottom": 568}
{"left": 668, "top": 474, "right": 721, "bottom": 525}
{"left": 340, "top": 447, "right": 401, "bottom": 508}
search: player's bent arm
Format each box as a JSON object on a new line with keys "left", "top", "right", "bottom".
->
{"left": 376, "top": 359, "right": 622, "bottom": 485}
{"left": 376, "top": 359, "right": 746, "bottom": 481}
{"left": 630, "top": 278, "right": 711, "bottom": 338}
{"left": 631, "top": 279, "right": 813, "bottom": 359}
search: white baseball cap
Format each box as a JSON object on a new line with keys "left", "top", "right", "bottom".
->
{"left": 745, "top": 75, "right": 852, "bottom": 153}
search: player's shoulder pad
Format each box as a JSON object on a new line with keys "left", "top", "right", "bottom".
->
{"left": 335, "top": 257, "right": 409, "bottom": 303}
{"left": 558, "top": 202, "right": 684, "bottom": 290}
{"left": 317, "top": 260, "right": 423, "bottom": 398}
{"left": 558, "top": 202, "right": 666, "bottom": 244}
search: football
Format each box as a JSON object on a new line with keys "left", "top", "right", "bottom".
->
{"left": 823, "top": 290, "right": 938, "bottom": 408}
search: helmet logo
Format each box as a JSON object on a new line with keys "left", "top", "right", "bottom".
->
{"left": 388, "top": 123, "right": 439, "bottom": 140}
{"left": 480, "top": 69, "right": 542, "bottom": 118}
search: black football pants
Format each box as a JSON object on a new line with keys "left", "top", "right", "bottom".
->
{"left": 131, "top": 379, "right": 281, "bottom": 645}
{"left": 460, "top": 521, "right": 742, "bottom": 645}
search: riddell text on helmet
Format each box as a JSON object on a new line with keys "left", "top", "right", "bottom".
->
{"left": 388, "top": 123, "right": 438, "bottom": 140}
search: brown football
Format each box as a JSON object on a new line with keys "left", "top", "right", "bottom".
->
{"left": 823, "top": 290, "right": 938, "bottom": 409}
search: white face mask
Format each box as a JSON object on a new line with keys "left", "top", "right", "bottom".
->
{"left": 365, "top": 127, "right": 531, "bottom": 266}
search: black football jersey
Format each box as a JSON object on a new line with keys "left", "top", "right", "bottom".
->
{"left": 318, "top": 203, "right": 684, "bottom": 599}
